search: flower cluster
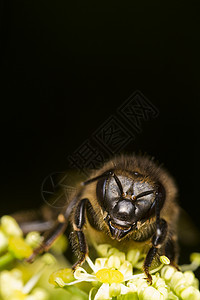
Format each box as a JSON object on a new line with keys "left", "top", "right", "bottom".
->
{"left": 0, "top": 216, "right": 34, "bottom": 265}
{"left": 49, "top": 244, "right": 200, "bottom": 300}
{"left": 1, "top": 214, "right": 200, "bottom": 300}
{"left": 0, "top": 215, "right": 68, "bottom": 300}
{"left": 0, "top": 268, "right": 49, "bottom": 300}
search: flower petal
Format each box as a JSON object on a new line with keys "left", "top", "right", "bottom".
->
{"left": 94, "top": 258, "right": 108, "bottom": 270}
{"left": 94, "top": 283, "right": 111, "bottom": 300}
{"left": 86, "top": 256, "right": 98, "bottom": 272}
{"left": 74, "top": 267, "right": 97, "bottom": 282}
{"left": 120, "top": 283, "right": 132, "bottom": 295}
{"left": 119, "top": 261, "right": 133, "bottom": 278}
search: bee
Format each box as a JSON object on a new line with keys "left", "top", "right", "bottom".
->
{"left": 27, "top": 154, "right": 179, "bottom": 284}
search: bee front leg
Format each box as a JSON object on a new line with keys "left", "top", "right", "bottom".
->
{"left": 165, "top": 235, "right": 179, "bottom": 270}
{"left": 72, "top": 198, "right": 89, "bottom": 270}
{"left": 143, "top": 218, "right": 168, "bottom": 284}
{"left": 27, "top": 195, "right": 80, "bottom": 262}
{"left": 27, "top": 219, "right": 68, "bottom": 262}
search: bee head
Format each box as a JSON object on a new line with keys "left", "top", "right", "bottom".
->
{"left": 96, "top": 170, "right": 164, "bottom": 240}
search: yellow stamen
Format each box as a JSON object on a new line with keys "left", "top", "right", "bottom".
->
{"left": 96, "top": 268, "right": 124, "bottom": 284}
{"left": 12, "top": 290, "right": 26, "bottom": 299}
{"left": 160, "top": 255, "right": 170, "bottom": 265}
{"left": 8, "top": 236, "right": 33, "bottom": 259}
{"left": 49, "top": 268, "right": 74, "bottom": 286}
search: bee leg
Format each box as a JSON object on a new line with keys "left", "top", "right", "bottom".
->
{"left": 143, "top": 218, "right": 168, "bottom": 284}
{"left": 18, "top": 220, "right": 54, "bottom": 234}
{"left": 26, "top": 218, "right": 68, "bottom": 262}
{"left": 72, "top": 198, "right": 89, "bottom": 270}
{"left": 165, "top": 236, "right": 180, "bottom": 270}
{"left": 143, "top": 247, "right": 157, "bottom": 284}
{"left": 26, "top": 195, "right": 80, "bottom": 262}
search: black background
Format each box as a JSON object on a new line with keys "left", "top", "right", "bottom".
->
{"left": 1, "top": 0, "right": 200, "bottom": 275}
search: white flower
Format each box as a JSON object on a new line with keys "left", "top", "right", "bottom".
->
{"left": 50, "top": 246, "right": 200, "bottom": 300}
{"left": 0, "top": 269, "right": 48, "bottom": 300}
{"left": 59, "top": 255, "right": 145, "bottom": 300}
{"left": 0, "top": 253, "right": 55, "bottom": 300}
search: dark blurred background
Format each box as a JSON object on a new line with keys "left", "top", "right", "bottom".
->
{"left": 1, "top": 0, "right": 200, "bottom": 275}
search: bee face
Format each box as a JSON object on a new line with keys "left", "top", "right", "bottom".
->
{"left": 97, "top": 172, "right": 156, "bottom": 240}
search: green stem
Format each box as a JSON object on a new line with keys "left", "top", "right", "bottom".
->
{"left": 64, "top": 286, "right": 88, "bottom": 300}
{"left": 180, "top": 261, "right": 200, "bottom": 272}
{"left": 0, "top": 252, "right": 15, "bottom": 269}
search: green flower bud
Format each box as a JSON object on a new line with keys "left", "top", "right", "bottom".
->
{"left": 134, "top": 260, "right": 144, "bottom": 269}
{"left": 180, "top": 286, "right": 200, "bottom": 300}
{"left": 160, "top": 265, "right": 176, "bottom": 281}
{"left": 0, "top": 230, "right": 8, "bottom": 254}
{"left": 183, "top": 270, "right": 195, "bottom": 285}
{"left": 127, "top": 249, "right": 141, "bottom": 266}
{"left": 107, "top": 255, "right": 121, "bottom": 269}
{"left": 136, "top": 277, "right": 149, "bottom": 298}
{"left": 51, "top": 234, "right": 68, "bottom": 254}
{"left": 108, "top": 247, "right": 120, "bottom": 257}
{"left": 96, "top": 244, "right": 111, "bottom": 257}
{"left": 142, "top": 286, "right": 163, "bottom": 300}
{"left": 162, "top": 267, "right": 200, "bottom": 299}
{"left": 41, "top": 253, "right": 56, "bottom": 265}
{"left": 119, "top": 261, "right": 133, "bottom": 278}
{"left": 153, "top": 275, "right": 165, "bottom": 288}
{"left": 174, "top": 282, "right": 187, "bottom": 296}
{"left": 117, "top": 251, "right": 126, "bottom": 264}
{"left": 170, "top": 271, "right": 186, "bottom": 296}
{"left": 95, "top": 258, "right": 108, "bottom": 270}
{"left": 1, "top": 215, "right": 23, "bottom": 237}
{"left": 153, "top": 276, "right": 168, "bottom": 299}
{"left": 190, "top": 253, "right": 200, "bottom": 266}
{"left": 157, "top": 287, "right": 169, "bottom": 299}
{"left": 25, "top": 231, "right": 42, "bottom": 248}
{"left": 193, "top": 278, "right": 199, "bottom": 290}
